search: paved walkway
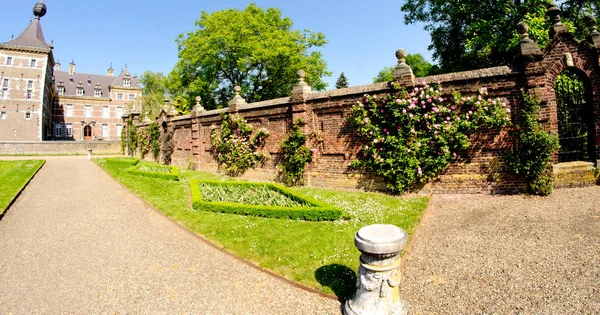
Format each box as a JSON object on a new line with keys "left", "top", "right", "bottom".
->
{"left": 0, "top": 157, "right": 340, "bottom": 314}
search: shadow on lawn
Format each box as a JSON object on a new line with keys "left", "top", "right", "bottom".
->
{"left": 315, "top": 264, "right": 357, "bottom": 301}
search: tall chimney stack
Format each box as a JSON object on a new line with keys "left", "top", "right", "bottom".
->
{"left": 54, "top": 61, "right": 60, "bottom": 71}
{"left": 107, "top": 63, "right": 114, "bottom": 77}
{"left": 69, "top": 60, "right": 75, "bottom": 75}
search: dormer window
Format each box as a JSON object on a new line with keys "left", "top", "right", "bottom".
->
{"left": 94, "top": 89, "right": 101, "bottom": 97}
{"left": 123, "top": 78, "right": 131, "bottom": 87}
{"left": 58, "top": 86, "right": 65, "bottom": 95}
{"left": 76, "top": 87, "right": 84, "bottom": 96}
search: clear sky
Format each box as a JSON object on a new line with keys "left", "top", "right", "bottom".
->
{"left": 0, "top": 0, "right": 433, "bottom": 90}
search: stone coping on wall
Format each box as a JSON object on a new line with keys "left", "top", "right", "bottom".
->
{"left": 420, "top": 66, "right": 519, "bottom": 84}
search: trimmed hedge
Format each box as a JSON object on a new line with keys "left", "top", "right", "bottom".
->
{"left": 126, "top": 164, "right": 180, "bottom": 181}
{"left": 190, "top": 180, "right": 343, "bottom": 221}
{"left": 105, "top": 157, "right": 140, "bottom": 168}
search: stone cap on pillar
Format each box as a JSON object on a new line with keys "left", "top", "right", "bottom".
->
{"left": 393, "top": 49, "right": 415, "bottom": 85}
{"left": 355, "top": 224, "right": 408, "bottom": 255}
{"left": 193, "top": 95, "right": 205, "bottom": 114}
{"left": 517, "top": 22, "right": 542, "bottom": 57}
{"left": 228, "top": 86, "right": 246, "bottom": 112}
{"left": 292, "top": 70, "right": 312, "bottom": 94}
{"left": 585, "top": 15, "right": 600, "bottom": 48}
{"left": 547, "top": 2, "right": 568, "bottom": 38}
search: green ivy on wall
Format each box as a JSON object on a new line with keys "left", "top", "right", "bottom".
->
{"left": 278, "top": 119, "right": 313, "bottom": 186}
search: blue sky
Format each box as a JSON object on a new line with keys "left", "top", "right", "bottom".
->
{"left": 0, "top": 0, "right": 433, "bottom": 89}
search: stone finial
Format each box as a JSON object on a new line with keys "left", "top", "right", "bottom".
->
{"left": 393, "top": 49, "right": 415, "bottom": 85}
{"left": 292, "top": 69, "right": 312, "bottom": 94}
{"left": 228, "top": 85, "right": 246, "bottom": 111}
{"left": 517, "top": 22, "right": 542, "bottom": 57}
{"left": 344, "top": 224, "right": 408, "bottom": 315}
{"left": 584, "top": 15, "right": 600, "bottom": 48}
{"left": 193, "top": 95, "right": 205, "bottom": 114}
{"left": 547, "top": 2, "right": 567, "bottom": 38}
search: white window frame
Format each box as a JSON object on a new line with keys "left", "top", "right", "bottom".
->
{"left": 26, "top": 80, "right": 33, "bottom": 100}
{"left": 128, "top": 94, "right": 135, "bottom": 101}
{"left": 0, "top": 111, "right": 6, "bottom": 120}
{"left": 58, "top": 86, "right": 65, "bottom": 95}
{"left": 66, "top": 123, "right": 73, "bottom": 137}
{"left": 84, "top": 105, "right": 92, "bottom": 118}
{"left": 54, "top": 123, "right": 64, "bottom": 137}
{"left": 116, "top": 106, "right": 123, "bottom": 118}
{"left": 101, "top": 124, "right": 109, "bottom": 138}
{"left": 25, "top": 112, "right": 31, "bottom": 120}
{"left": 30, "top": 59, "right": 36, "bottom": 68}
{"left": 76, "top": 87, "right": 84, "bottom": 96}
{"left": 6, "top": 57, "right": 12, "bottom": 66}
{"left": 65, "top": 104, "right": 73, "bottom": 117}
{"left": 94, "top": 89, "right": 101, "bottom": 97}
{"left": 123, "top": 79, "right": 131, "bottom": 87}
{"left": 116, "top": 124, "right": 123, "bottom": 137}
{"left": 102, "top": 106, "right": 109, "bottom": 118}
{"left": 116, "top": 93, "right": 123, "bottom": 100}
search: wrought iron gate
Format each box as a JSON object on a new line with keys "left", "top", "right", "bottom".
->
{"left": 555, "top": 70, "right": 593, "bottom": 162}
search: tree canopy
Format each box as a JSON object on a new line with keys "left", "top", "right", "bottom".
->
{"left": 335, "top": 72, "right": 349, "bottom": 89}
{"left": 401, "top": 0, "right": 600, "bottom": 73}
{"left": 139, "top": 71, "right": 167, "bottom": 120}
{"left": 168, "top": 3, "right": 331, "bottom": 112}
{"left": 373, "top": 53, "right": 434, "bottom": 83}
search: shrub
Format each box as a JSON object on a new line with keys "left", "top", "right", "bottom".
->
{"left": 278, "top": 119, "right": 313, "bottom": 186}
{"left": 126, "top": 163, "right": 180, "bottom": 181}
{"left": 507, "top": 91, "right": 559, "bottom": 195}
{"left": 349, "top": 83, "right": 511, "bottom": 193}
{"left": 210, "top": 112, "right": 270, "bottom": 176}
{"left": 190, "top": 180, "right": 342, "bottom": 221}
{"left": 105, "top": 157, "right": 140, "bottom": 168}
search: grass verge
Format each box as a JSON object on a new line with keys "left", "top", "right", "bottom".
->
{"left": 0, "top": 160, "right": 45, "bottom": 214}
{"left": 95, "top": 158, "right": 429, "bottom": 299}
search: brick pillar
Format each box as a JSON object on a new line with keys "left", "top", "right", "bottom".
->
{"left": 393, "top": 49, "right": 415, "bottom": 86}
{"left": 290, "top": 70, "right": 313, "bottom": 185}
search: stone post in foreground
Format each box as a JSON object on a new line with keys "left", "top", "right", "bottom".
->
{"left": 344, "top": 224, "right": 408, "bottom": 315}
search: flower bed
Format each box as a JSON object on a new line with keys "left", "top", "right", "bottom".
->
{"left": 126, "top": 164, "right": 180, "bottom": 181}
{"left": 105, "top": 157, "right": 140, "bottom": 168}
{"left": 190, "top": 180, "right": 342, "bottom": 221}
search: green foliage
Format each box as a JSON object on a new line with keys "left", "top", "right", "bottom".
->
{"left": 127, "top": 119, "right": 138, "bottom": 156}
{"left": 373, "top": 53, "right": 434, "bottom": 83}
{"left": 555, "top": 69, "right": 590, "bottom": 161}
{"left": 0, "top": 160, "right": 44, "bottom": 213}
{"left": 168, "top": 3, "right": 331, "bottom": 111}
{"left": 139, "top": 71, "right": 167, "bottom": 120}
{"left": 96, "top": 158, "right": 428, "bottom": 299}
{"left": 507, "top": 91, "right": 560, "bottom": 196}
{"left": 278, "top": 120, "right": 313, "bottom": 186}
{"left": 335, "top": 72, "right": 349, "bottom": 89}
{"left": 190, "top": 180, "right": 342, "bottom": 221}
{"left": 401, "top": 0, "right": 598, "bottom": 73}
{"left": 210, "top": 113, "right": 270, "bottom": 176}
{"left": 161, "top": 128, "right": 174, "bottom": 165}
{"left": 149, "top": 123, "right": 161, "bottom": 161}
{"left": 126, "top": 163, "right": 180, "bottom": 181}
{"left": 349, "top": 83, "right": 511, "bottom": 193}
{"left": 105, "top": 157, "right": 140, "bottom": 168}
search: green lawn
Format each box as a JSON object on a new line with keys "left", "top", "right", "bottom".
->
{"left": 96, "top": 159, "right": 429, "bottom": 299}
{"left": 0, "top": 160, "right": 45, "bottom": 214}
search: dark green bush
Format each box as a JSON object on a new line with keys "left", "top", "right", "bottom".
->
{"left": 190, "top": 180, "right": 342, "bottom": 221}
{"left": 126, "top": 164, "right": 180, "bottom": 181}
{"left": 105, "top": 157, "right": 140, "bottom": 168}
{"left": 278, "top": 119, "right": 313, "bottom": 186}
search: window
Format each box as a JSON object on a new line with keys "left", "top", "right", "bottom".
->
{"left": 123, "top": 79, "right": 130, "bottom": 87}
{"left": 2, "top": 79, "right": 8, "bottom": 100}
{"left": 30, "top": 59, "right": 36, "bottom": 68}
{"left": 128, "top": 94, "right": 135, "bottom": 101}
{"left": 58, "top": 86, "right": 65, "bottom": 95}
{"left": 116, "top": 93, "right": 123, "bottom": 100}
{"left": 26, "top": 80, "right": 33, "bottom": 100}
{"left": 94, "top": 89, "right": 101, "bottom": 97}
{"left": 84, "top": 105, "right": 92, "bottom": 118}
{"left": 54, "top": 123, "right": 65, "bottom": 137}
{"left": 6, "top": 57, "right": 12, "bottom": 66}
{"left": 102, "top": 106, "right": 109, "bottom": 118}
{"left": 76, "top": 87, "right": 84, "bottom": 96}
{"left": 1, "top": 111, "right": 6, "bottom": 120}
{"left": 102, "top": 124, "right": 109, "bottom": 138}
{"left": 65, "top": 104, "right": 73, "bottom": 117}
{"left": 116, "top": 124, "right": 123, "bottom": 137}
{"left": 116, "top": 106, "right": 123, "bottom": 118}
{"left": 25, "top": 112, "right": 31, "bottom": 120}
{"left": 66, "top": 123, "right": 73, "bottom": 137}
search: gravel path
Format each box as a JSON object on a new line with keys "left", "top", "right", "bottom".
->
{"left": 401, "top": 187, "right": 600, "bottom": 314}
{"left": 0, "top": 157, "right": 340, "bottom": 314}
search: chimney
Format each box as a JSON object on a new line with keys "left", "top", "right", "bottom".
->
{"left": 54, "top": 61, "right": 60, "bottom": 71}
{"left": 69, "top": 60, "right": 75, "bottom": 75}
{"left": 107, "top": 63, "right": 114, "bottom": 77}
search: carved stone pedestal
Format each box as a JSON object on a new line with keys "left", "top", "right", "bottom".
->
{"left": 344, "top": 224, "right": 408, "bottom": 315}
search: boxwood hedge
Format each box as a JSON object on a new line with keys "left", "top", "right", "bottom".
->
{"left": 126, "top": 164, "right": 180, "bottom": 181}
{"left": 105, "top": 157, "right": 140, "bottom": 168}
{"left": 190, "top": 180, "right": 342, "bottom": 221}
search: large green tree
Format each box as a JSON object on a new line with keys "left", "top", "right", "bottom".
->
{"left": 373, "top": 53, "right": 434, "bottom": 83}
{"left": 168, "top": 3, "right": 331, "bottom": 112}
{"left": 401, "top": 0, "right": 600, "bottom": 73}
{"left": 139, "top": 71, "right": 167, "bottom": 120}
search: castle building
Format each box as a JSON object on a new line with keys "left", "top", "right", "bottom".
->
{"left": 0, "top": 0, "right": 142, "bottom": 142}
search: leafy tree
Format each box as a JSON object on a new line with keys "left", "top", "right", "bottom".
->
{"left": 139, "top": 71, "right": 167, "bottom": 120}
{"left": 335, "top": 72, "right": 349, "bottom": 89}
{"left": 373, "top": 53, "right": 434, "bottom": 83}
{"left": 168, "top": 3, "right": 331, "bottom": 112}
{"left": 401, "top": 0, "right": 600, "bottom": 73}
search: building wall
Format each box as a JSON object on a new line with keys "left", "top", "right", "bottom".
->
{"left": 0, "top": 49, "right": 50, "bottom": 141}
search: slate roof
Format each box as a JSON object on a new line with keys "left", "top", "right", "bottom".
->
{"left": 2, "top": 19, "right": 51, "bottom": 51}
{"left": 55, "top": 68, "right": 141, "bottom": 98}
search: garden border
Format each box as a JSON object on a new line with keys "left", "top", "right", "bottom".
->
{"left": 0, "top": 160, "right": 45, "bottom": 220}
{"left": 126, "top": 164, "right": 180, "bottom": 181}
